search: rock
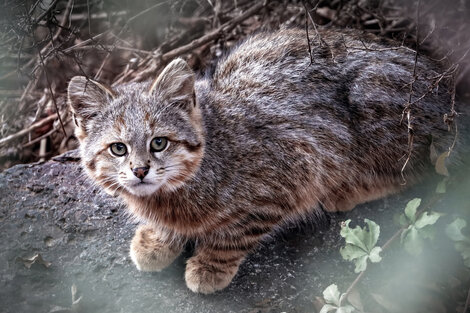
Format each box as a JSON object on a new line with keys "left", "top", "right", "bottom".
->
{"left": 0, "top": 150, "right": 459, "bottom": 313}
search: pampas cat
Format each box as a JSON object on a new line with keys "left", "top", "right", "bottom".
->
{"left": 68, "top": 28, "right": 458, "bottom": 294}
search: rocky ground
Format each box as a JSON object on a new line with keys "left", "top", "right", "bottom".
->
{"left": 0, "top": 150, "right": 468, "bottom": 313}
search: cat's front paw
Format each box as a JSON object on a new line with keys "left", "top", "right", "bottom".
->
{"left": 184, "top": 255, "right": 240, "bottom": 294}
{"left": 130, "top": 225, "right": 182, "bottom": 272}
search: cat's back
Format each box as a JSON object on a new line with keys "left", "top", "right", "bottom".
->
{"left": 210, "top": 28, "right": 442, "bottom": 109}
{"left": 200, "top": 28, "right": 456, "bottom": 180}
{"left": 211, "top": 29, "right": 310, "bottom": 99}
{"left": 208, "top": 27, "right": 450, "bottom": 136}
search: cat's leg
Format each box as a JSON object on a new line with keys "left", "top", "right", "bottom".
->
{"left": 185, "top": 210, "right": 282, "bottom": 293}
{"left": 130, "top": 224, "right": 184, "bottom": 272}
{"left": 184, "top": 244, "right": 249, "bottom": 294}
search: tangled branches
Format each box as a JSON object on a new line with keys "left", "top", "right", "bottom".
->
{"left": 0, "top": 0, "right": 469, "bottom": 169}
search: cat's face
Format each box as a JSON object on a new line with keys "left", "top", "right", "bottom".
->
{"left": 68, "top": 59, "right": 204, "bottom": 197}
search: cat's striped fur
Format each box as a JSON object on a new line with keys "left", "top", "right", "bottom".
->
{"left": 68, "top": 28, "right": 458, "bottom": 293}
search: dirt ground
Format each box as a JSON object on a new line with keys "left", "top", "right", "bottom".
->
{"left": 0, "top": 150, "right": 468, "bottom": 313}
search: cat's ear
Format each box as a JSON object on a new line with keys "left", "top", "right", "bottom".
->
{"left": 148, "top": 58, "right": 195, "bottom": 109}
{"left": 68, "top": 76, "right": 115, "bottom": 129}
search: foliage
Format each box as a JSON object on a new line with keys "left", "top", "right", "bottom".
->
{"left": 446, "top": 218, "right": 470, "bottom": 268}
{"left": 319, "top": 284, "right": 355, "bottom": 313}
{"left": 340, "top": 219, "right": 382, "bottom": 273}
{"left": 320, "top": 194, "right": 450, "bottom": 311}
{"left": 396, "top": 198, "right": 441, "bottom": 255}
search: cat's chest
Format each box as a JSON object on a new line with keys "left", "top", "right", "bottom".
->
{"left": 123, "top": 192, "right": 229, "bottom": 236}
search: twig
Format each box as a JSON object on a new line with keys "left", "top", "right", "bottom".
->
{"left": 399, "top": 0, "right": 421, "bottom": 185}
{"left": 161, "top": 0, "right": 268, "bottom": 62}
{"left": 0, "top": 114, "right": 58, "bottom": 147}
{"left": 93, "top": 1, "right": 168, "bottom": 80}
{"left": 22, "top": 30, "right": 110, "bottom": 78}
{"left": 54, "top": 30, "right": 110, "bottom": 55}
{"left": 407, "top": 48, "right": 469, "bottom": 109}
{"left": 303, "top": 1, "right": 314, "bottom": 65}
{"left": 34, "top": 43, "right": 67, "bottom": 138}
{"left": 22, "top": 118, "right": 71, "bottom": 148}
{"left": 39, "top": 138, "right": 47, "bottom": 162}
{"left": 112, "top": 0, "right": 269, "bottom": 85}
{"left": 344, "top": 43, "right": 415, "bottom": 54}
{"left": 18, "top": 0, "right": 74, "bottom": 112}
{"left": 32, "top": 0, "right": 60, "bottom": 25}
{"left": 70, "top": 44, "right": 152, "bottom": 55}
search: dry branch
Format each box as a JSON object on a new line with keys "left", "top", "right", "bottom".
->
{"left": 113, "top": 0, "right": 269, "bottom": 85}
{"left": 161, "top": 0, "right": 268, "bottom": 62}
{"left": 1, "top": 0, "right": 468, "bottom": 172}
{"left": 0, "top": 114, "right": 58, "bottom": 147}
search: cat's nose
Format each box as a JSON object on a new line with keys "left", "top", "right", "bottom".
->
{"left": 132, "top": 166, "right": 149, "bottom": 180}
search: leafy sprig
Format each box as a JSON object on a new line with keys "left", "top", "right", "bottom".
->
{"left": 396, "top": 198, "right": 441, "bottom": 255}
{"left": 340, "top": 219, "right": 382, "bottom": 273}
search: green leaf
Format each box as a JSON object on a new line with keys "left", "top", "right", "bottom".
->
{"left": 353, "top": 254, "right": 369, "bottom": 273}
{"left": 402, "top": 226, "right": 423, "bottom": 255}
{"left": 321, "top": 285, "right": 356, "bottom": 313}
{"left": 446, "top": 219, "right": 470, "bottom": 268}
{"left": 340, "top": 219, "right": 382, "bottom": 272}
{"left": 414, "top": 211, "right": 441, "bottom": 229}
{"left": 446, "top": 218, "right": 468, "bottom": 242}
{"left": 340, "top": 220, "right": 368, "bottom": 252}
{"left": 397, "top": 214, "right": 408, "bottom": 227}
{"left": 400, "top": 226, "right": 410, "bottom": 244}
{"left": 323, "top": 284, "right": 341, "bottom": 306}
{"left": 364, "top": 219, "right": 380, "bottom": 250}
{"left": 400, "top": 210, "right": 441, "bottom": 255}
{"left": 319, "top": 304, "right": 337, "bottom": 313}
{"left": 368, "top": 246, "right": 383, "bottom": 263}
{"left": 404, "top": 198, "right": 421, "bottom": 223}
{"left": 340, "top": 244, "right": 368, "bottom": 261}
{"left": 340, "top": 245, "right": 369, "bottom": 273}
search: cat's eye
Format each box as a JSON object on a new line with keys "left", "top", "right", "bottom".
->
{"left": 150, "top": 137, "right": 168, "bottom": 152}
{"left": 110, "top": 142, "right": 127, "bottom": 156}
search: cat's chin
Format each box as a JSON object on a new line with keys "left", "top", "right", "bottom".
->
{"left": 126, "top": 182, "right": 161, "bottom": 197}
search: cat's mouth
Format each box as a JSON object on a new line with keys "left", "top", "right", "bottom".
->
{"left": 126, "top": 180, "right": 161, "bottom": 197}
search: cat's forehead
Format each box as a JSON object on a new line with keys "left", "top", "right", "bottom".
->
{"left": 100, "top": 84, "right": 177, "bottom": 139}
{"left": 106, "top": 99, "right": 159, "bottom": 138}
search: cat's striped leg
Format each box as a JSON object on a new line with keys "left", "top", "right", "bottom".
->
{"left": 185, "top": 212, "right": 281, "bottom": 294}
{"left": 130, "top": 224, "right": 184, "bottom": 272}
{"left": 184, "top": 242, "right": 251, "bottom": 294}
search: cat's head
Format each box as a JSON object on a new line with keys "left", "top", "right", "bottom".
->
{"left": 68, "top": 58, "right": 204, "bottom": 197}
